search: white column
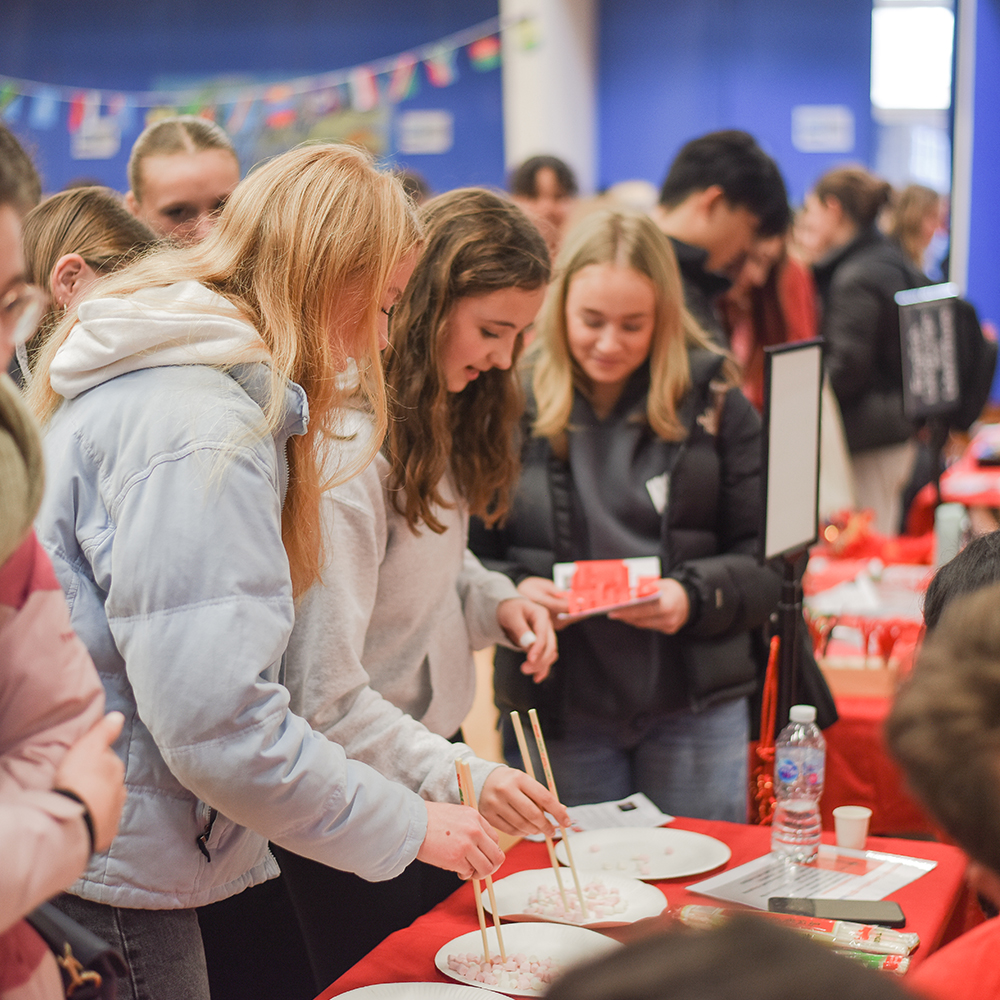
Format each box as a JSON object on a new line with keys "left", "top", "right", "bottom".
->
{"left": 950, "top": 0, "right": 977, "bottom": 293}
{"left": 499, "top": 0, "right": 597, "bottom": 194}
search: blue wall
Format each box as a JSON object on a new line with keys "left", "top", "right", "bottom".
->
{"left": 967, "top": 0, "right": 1000, "bottom": 334}
{"left": 0, "top": 0, "right": 503, "bottom": 195}
{"left": 3, "top": 0, "right": 996, "bottom": 334}
{"left": 597, "top": 0, "right": 875, "bottom": 206}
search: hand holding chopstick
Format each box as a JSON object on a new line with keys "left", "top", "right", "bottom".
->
{"left": 456, "top": 759, "right": 507, "bottom": 962}
{"left": 510, "top": 711, "right": 570, "bottom": 914}
{"left": 527, "top": 708, "right": 590, "bottom": 920}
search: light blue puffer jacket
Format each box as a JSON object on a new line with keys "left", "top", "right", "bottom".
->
{"left": 35, "top": 282, "right": 427, "bottom": 909}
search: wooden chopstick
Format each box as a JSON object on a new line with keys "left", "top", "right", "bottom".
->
{"left": 455, "top": 759, "right": 507, "bottom": 962}
{"left": 510, "top": 711, "right": 571, "bottom": 914}
{"left": 527, "top": 708, "right": 589, "bottom": 920}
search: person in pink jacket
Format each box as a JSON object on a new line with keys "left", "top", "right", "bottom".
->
{"left": 0, "top": 136, "right": 126, "bottom": 999}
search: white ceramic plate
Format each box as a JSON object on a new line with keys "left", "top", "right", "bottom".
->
{"left": 434, "top": 922, "right": 619, "bottom": 996}
{"left": 555, "top": 827, "right": 731, "bottom": 880}
{"left": 481, "top": 868, "right": 666, "bottom": 928}
{"left": 338, "top": 986, "right": 490, "bottom": 1000}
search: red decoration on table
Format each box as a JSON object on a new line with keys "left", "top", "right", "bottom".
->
{"left": 803, "top": 608, "right": 922, "bottom": 676}
{"left": 815, "top": 510, "right": 933, "bottom": 566}
{"left": 750, "top": 635, "right": 780, "bottom": 826}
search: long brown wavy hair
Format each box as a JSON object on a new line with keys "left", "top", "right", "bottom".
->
{"left": 383, "top": 187, "right": 550, "bottom": 533}
{"left": 28, "top": 143, "right": 420, "bottom": 596}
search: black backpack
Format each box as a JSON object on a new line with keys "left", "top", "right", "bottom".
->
{"left": 897, "top": 282, "right": 997, "bottom": 431}
{"left": 951, "top": 296, "right": 997, "bottom": 430}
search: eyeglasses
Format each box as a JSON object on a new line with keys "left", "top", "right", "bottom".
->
{"left": 0, "top": 284, "right": 47, "bottom": 347}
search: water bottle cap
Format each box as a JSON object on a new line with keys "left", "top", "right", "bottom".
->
{"left": 789, "top": 704, "right": 817, "bottom": 724}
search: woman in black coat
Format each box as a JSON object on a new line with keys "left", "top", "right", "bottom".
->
{"left": 471, "top": 210, "right": 780, "bottom": 821}
{"left": 799, "top": 166, "right": 925, "bottom": 534}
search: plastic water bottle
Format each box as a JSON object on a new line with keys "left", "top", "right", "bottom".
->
{"left": 934, "top": 502, "right": 968, "bottom": 568}
{"left": 771, "top": 704, "right": 825, "bottom": 863}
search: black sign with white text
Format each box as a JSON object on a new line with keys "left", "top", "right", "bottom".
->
{"left": 897, "top": 283, "right": 961, "bottom": 420}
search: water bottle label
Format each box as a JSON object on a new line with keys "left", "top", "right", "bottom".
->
{"left": 776, "top": 758, "right": 799, "bottom": 782}
{"left": 803, "top": 752, "right": 825, "bottom": 787}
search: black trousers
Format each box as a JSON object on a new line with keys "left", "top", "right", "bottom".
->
{"left": 274, "top": 846, "right": 462, "bottom": 993}
{"left": 197, "top": 872, "right": 315, "bottom": 1000}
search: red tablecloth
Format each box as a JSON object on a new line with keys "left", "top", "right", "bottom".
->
{"left": 315, "top": 816, "right": 980, "bottom": 999}
{"left": 940, "top": 424, "right": 1000, "bottom": 507}
{"left": 821, "top": 695, "right": 937, "bottom": 837}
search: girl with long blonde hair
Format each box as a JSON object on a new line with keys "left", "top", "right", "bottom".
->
{"left": 278, "top": 187, "right": 565, "bottom": 988}
{"left": 472, "top": 209, "right": 780, "bottom": 821}
{"left": 28, "top": 144, "right": 503, "bottom": 1000}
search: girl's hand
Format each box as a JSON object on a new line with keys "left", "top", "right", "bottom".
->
{"left": 54, "top": 712, "right": 127, "bottom": 854}
{"left": 477, "top": 767, "right": 571, "bottom": 837}
{"left": 515, "top": 576, "right": 572, "bottom": 631}
{"left": 609, "top": 578, "right": 690, "bottom": 635}
{"left": 497, "top": 597, "right": 558, "bottom": 681}
{"left": 417, "top": 802, "right": 504, "bottom": 880}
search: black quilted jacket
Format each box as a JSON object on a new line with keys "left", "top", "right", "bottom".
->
{"left": 470, "top": 349, "right": 781, "bottom": 729}
{"left": 813, "top": 226, "right": 926, "bottom": 453}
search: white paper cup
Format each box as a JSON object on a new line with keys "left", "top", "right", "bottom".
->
{"left": 833, "top": 805, "right": 872, "bottom": 850}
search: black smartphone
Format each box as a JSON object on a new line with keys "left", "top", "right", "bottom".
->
{"left": 767, "top": 897, "right": 906, "bottom": 928}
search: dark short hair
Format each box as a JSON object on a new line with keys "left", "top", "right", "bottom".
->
{"left": 0, "top": 124, "right": 42, "bottom": 217}
{"left": 546, "top": 914, "right": 912, "bottom": 1000}
{"left": 508, "top": 155, "right": 578, "bottom": 198}
{"left": 922, "top": 530, "right": 1000, "bottom": 631}
{"left": 888, "top": 580, "right": 1000, "bottom": 875}
{"left": 658, "top": 129, "right": 790, "bottom": 237}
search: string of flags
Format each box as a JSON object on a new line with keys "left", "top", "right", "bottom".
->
{"left": 0, "top": 16, "right": 528, "bottom": 139}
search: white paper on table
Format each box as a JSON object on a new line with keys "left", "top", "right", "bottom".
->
{"left": 526, "top": 792, "right": 674, "bottom": 841}
{"left": 685, "top": 845, "right": 936, "bottom": 910}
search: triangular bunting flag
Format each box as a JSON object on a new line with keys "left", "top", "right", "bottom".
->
{"left": 468, "top": 35, "right": 501, "bottom": 71}
{"left": 424, "top": 45, "right": 458, "bottom": 88}
{"left": 388, "top": 55, "right": 418, "bottom": 102}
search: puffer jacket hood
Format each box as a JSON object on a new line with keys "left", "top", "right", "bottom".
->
{"left": 50, "top": 280, "right": 270, "bottom": 400}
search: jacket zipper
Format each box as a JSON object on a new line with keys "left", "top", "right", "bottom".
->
{"left": 197, "top": 807, "right": 218, "bottom": 862}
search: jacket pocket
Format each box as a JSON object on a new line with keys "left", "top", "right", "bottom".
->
{"left": 196, "top": 801, "right": 218, "bottom": 862}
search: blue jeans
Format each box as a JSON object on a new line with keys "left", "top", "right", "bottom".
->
{"left": 541, "top": 698, "right": 750, "bottom": 822}
{"left": 50, "top": 894, "right": 209, "bottom": 1000}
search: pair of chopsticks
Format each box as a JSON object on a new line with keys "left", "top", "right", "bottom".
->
{"left": 455, "top": 758, "right": 506, "bottom": 962}
{"left": 511, "top": 709, "right": 589, "bottom": 921}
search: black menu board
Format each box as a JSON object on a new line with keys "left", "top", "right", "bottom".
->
{"left": 896, "top": 282, "right": 961, "bottom": 419}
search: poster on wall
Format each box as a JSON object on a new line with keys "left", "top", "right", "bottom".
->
{"left": 71, "top": 116, "right": 121, "bottom": 160}
{"left": 397, "top": 110, "right": 454, "bottom": 155}
{"left": 791, "top": 105, "right": 855, "bottom": 153}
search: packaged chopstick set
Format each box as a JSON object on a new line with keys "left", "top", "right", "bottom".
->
{"left": 675, "top": 904, "right": 920, "bottom": 957}
{"left": 830, "top": 949, "right": 911, "bottom": 975}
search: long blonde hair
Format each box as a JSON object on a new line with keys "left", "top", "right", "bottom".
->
{"left": 887, "top": 183, "right": 940, "bottom": 269}
{"left": 28, "top": 143, "right": 421, "bottom": 596}
{"left": 532, "top": 209, "right": 722, "bottom": 443}
{"left": 22, "top": 186, "right": 159, "bottom": 371}
{"left": 384, "top": 187, "right": 550, "bottom": 533}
